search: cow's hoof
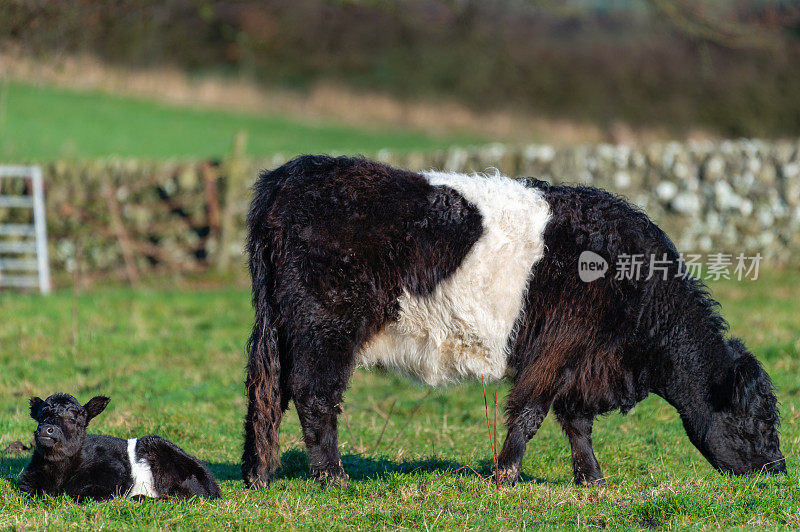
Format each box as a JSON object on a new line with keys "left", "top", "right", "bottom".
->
{"left": 320, "top": 473, "right": 350, "bottom": 488}
{"left": 244, "top": 472, "right": 272, "bottom": 490}
{"left": 492, "top": 464, "right": 521, "bottom": 487}
{"left": 313, "top": 464, "right": 350, "bottom": 488}
{"left": 575, "top": 475, "right": 604, "bottom": 486}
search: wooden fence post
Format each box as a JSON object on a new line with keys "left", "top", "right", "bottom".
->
{"left": 216, "top": 131, "right": 248, "bottom": 272}
{"left": 102, "top": 180, "right": 139, "bottom": 286}
{"left": 201, "top": 160, "right": 221, "bottom": 266}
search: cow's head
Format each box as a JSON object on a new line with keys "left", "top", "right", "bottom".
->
{"left": 695, "top": 338, "right": 785, "bottom": 475}
{"left": 29, "top": 393, "right": 110, "bottom": 461}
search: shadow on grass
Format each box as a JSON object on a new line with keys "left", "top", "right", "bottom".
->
{"left": 0, "top": 456, "right": 29, "bottom": 481}
{"left": 208, "top": 449, "right": 542, "bottom": 485}
{"left": 5, "top": 448, "right": 541, "bottom": 487}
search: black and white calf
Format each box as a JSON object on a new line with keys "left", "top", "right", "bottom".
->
{"left": 19, "top": 393, "right": 220, "bottom": 500}
{"left": 242, "top": 155, "right": 784, "bottom": 489}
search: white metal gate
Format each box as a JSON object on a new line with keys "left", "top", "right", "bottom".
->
{"left": 0, "top": 166, "right": 51, "bottom": 294}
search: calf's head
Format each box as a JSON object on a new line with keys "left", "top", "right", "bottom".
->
{"left": 29, "top": 393, "right": 110, "bottom": 461}
{"left": 699, "top": 338, "right": 785, "bottom": 475}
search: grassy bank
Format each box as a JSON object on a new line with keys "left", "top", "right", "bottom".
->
{"left": 1, "top": 270, "right": 799, "bottom": 529}
{"left": 0, "top": 82, "right": 478, "bottom": 160}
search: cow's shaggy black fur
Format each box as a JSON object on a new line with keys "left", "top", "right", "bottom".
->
{"left": 19, "top": 393, "right": 220, "bottom": 500}
{"left": 242, "top": 155, "right": 482, "bottom": 487}
{"left": 242, "top": 155, "right": 784, "bottom": 489}
{"left": 501, "top": 179, "right": 784, "bottom": 483}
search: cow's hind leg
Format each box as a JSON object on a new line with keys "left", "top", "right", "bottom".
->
{"left": 290, "top": 333, "right": 356, "bottom": 488}
{"left": 554, "top": 405, "right": 604, "bottom": 485}
{"left": 495, "top": 380, "right": 553, "bottom": 486}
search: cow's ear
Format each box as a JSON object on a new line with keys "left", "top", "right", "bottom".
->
{"left": 731, "top": 354, "right": 762, "bottom": 412}
{"left": 83, "top": 396, "right": 110, "bottom": 422}
{"left": 711, "top": 341, "right": 764, "bottom": 412}
{"left": 29, "top": 397, "right": 44, "bottom": 420}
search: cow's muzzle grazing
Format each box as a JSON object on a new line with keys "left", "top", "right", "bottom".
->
{"left": 761, "top": 456, "right": 787, "bottom": 475}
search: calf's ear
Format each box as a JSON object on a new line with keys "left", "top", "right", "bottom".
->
{"left": 83, "top": 396, "right": 111, "bottom": 422}
{"left": 29, "top": 397, "right": 44, "bottom": 420}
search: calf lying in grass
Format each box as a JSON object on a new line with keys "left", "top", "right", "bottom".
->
{"left": 19, "top": 393, "right": 220, "bottom": 501}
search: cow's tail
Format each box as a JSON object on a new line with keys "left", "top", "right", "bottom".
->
{"left": 242, "top": 168, "right": 286, "bottom": 489}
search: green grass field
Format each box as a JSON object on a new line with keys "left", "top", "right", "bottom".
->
{"left": 1, "top": 270, "right": 799, "bottom": 530}
{"left": 0, "top": 82, "right": 478, "bottom": 160}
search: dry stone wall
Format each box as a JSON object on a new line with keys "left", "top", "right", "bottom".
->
{"left": 379, "top": 139, "right": 800, "bottom": 265}
{"left": 1, "top": 138, "right": 797, "bottom": 284}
